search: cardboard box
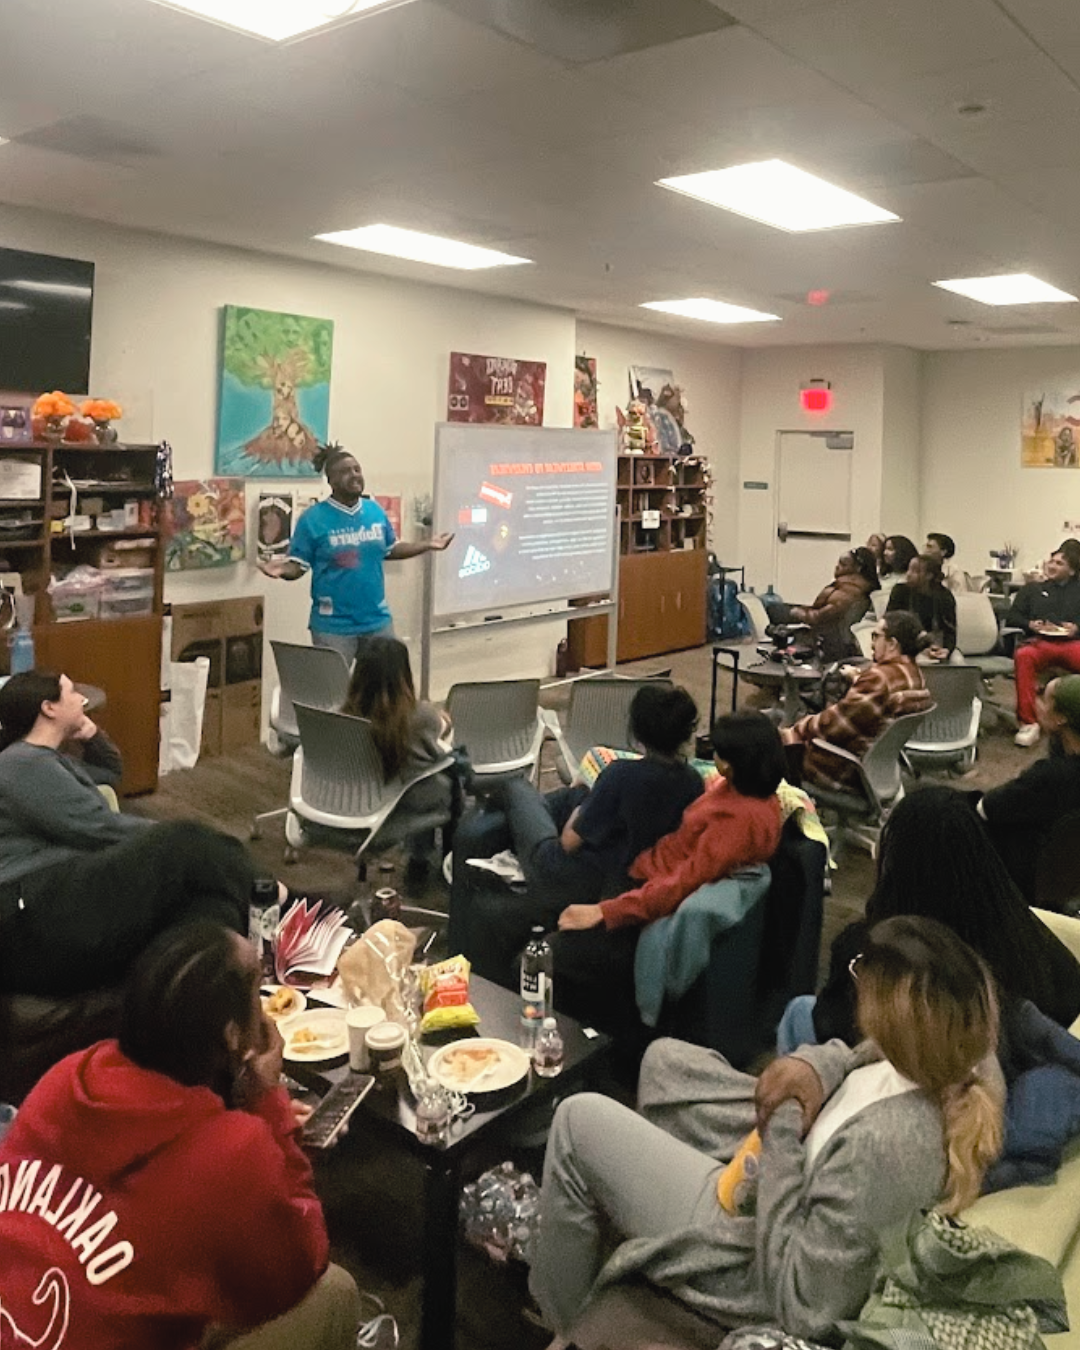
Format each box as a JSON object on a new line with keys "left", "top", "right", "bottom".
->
{"left": 222, "top": 596, "right": 264, "bottom": 638}
{"left": 222, "top": 680, "right": 261, "bottom": 752}
{"left": 201, "top": 687, "right": 222, "bottom": 759}
{"left": 171, "top": 603, "right": 223, "bottom": 656}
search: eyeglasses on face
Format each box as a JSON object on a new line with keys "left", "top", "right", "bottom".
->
{"left": 848, "top": 953, "right": 863, "bottom": 982}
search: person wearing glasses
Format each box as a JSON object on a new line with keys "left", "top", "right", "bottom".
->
{"left": 780, "top": 610, "right": 931, "bottom": 790}
{"left": 530, "top": 916, "right": 1003, "bottom": 1347}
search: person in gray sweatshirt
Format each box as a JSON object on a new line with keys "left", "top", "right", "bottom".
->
{"left": 531, "top": 916, "right": 1004, "bottom": 1347}
{"left": 0, "top": 670, "right": 261, "bottom": 997}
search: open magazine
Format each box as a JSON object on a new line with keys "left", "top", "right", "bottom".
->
{"left": 274, "top": 899, "right": 352, "bottom": 987}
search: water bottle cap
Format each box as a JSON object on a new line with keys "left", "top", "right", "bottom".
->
{"left": 530, "top": 925, "right": 545, "bottom": 935}
{"left": 542, "top": 1017, "right": 557, "bottom": 1029}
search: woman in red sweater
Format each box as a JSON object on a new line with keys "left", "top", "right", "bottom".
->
{"left": 0, "top": 921, "right": 360, "bottom": 1350}
{"left": 551, "top": 712, "right": 783, "bottom": 1041}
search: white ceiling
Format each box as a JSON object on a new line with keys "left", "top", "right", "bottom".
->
{"left": 2, "top": 0, "right": 1080, "bottom": 349}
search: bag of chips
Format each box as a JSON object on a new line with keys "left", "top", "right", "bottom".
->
{"left": 420, "top": 955, "right": 480, "bottom": 1034}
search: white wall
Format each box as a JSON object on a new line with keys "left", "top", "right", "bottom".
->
{"left": 574, "top": 321, "right": 742, "bottom": 562}
{"left": 737, "top": 345, "right": 890, "bottom": 590}
{"left": 921, "top": 347, "right": 1080, "bottom": 580}
{"left": 0, "top": 203, "right": 580, "bottom": 708}
{"left": 880, "top": 347, "right": 922, "bottom": 543}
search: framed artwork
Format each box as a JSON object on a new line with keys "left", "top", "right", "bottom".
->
{"left": 629, "top": 365, "right": 674, "bottom": 406}
{"left": 257, "top": 491, "right": 293, "bottom": 562}
{"left": 215, "top": 305, "right": 333, "bottom": 477}
{"left": 373, "top": 494, "right": 402, "bottom": 539}
{"left": 448, "top": 352, "right": 546, "bottom": 425}
{"left": 574, "top": 355, "right": 598, "bottom": 428}
{"left": 164, "top": 478, "right": 247, "bottom": 571}
{"left": 1022, "top": 389, "right": 1080, "bottom": 468}
{"left": 0, "top": 394, "right": 32, "bottom": 445}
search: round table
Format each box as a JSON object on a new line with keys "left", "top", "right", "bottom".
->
{"left": 741, "top": 659, "right": 823, "bottom": 726}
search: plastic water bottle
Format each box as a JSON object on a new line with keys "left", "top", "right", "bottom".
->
{"left": 520, "top": 926, "right": 553, "bottom": 1028}
{"left": 9, "top": 627, "right": 34, "bottom": 675}
{"left": 532, "top": 1017, "right": 564, "bottom": 1077}
{"left": 248, "top": 878, "right": 280, "bottom": 981}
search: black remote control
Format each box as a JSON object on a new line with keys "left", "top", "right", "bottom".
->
{"left": 302, "top": 1074, "right": 375, "bottom": 1149}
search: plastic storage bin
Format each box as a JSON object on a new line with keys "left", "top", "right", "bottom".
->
{"left": 100, "top": 567, "right": 154, "bottom": 620}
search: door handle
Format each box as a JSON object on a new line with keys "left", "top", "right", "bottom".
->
{"left": 777, "top": 521, "right": 789, "bottom": 542}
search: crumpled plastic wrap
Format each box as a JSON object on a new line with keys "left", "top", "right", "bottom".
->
{"left": 336, "top": 920, "right": 417, "bottom": 1024}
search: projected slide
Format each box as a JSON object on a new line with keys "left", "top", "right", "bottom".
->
{"left": 432, "top": 424, "right": 617, "bottom": 621}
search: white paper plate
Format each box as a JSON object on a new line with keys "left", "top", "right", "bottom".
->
{"left": 1040, "top": 626, "right": 1073, "bottom": 639}
{"left": 427, "top": 1037, "right": 531, "bottom": 1094}
{"left": 279, "top": 1008, "right": 348, "bottom": 1064}
{"left": 261, "top": 986, "right": 307, "bottom": 1020}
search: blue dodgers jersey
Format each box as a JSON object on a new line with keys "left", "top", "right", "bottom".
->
{"left": 290, "top": 497, "right": 397, "bottom": 634}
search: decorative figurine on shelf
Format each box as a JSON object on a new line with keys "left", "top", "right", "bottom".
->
{"left": 656, "top": 383, "right": 695, "bottom": 455}
{"left": 616, "top": 398, "right": 659, "bottom": 455}
{"left": 80, "top": 399, "right": 123, "bottom": 446}
{"left": 31, "top": 390, "right": 76, "bottom": 443}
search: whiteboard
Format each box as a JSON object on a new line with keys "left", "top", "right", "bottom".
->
{"left": 431, "top": 423, "right": 618, "bottom": 622}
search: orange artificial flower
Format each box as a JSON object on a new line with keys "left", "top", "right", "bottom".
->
{"left": 80, "top": 398, "right": 123, "bottom": 421}
{"left": 32, "top": 390, "right": 77, "bottom": 419}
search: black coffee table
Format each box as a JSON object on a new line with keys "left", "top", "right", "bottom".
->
{"left": 297, "top": 975, "right": 611, "bottom": 1350}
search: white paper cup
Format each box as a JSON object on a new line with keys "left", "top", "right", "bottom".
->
{"left": 346, "top": 1005, "right": 387, "bottom": 1072}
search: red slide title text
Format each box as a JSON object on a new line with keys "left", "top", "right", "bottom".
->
{"left": 487, "top": 461, "right": 603, "bottom": 476}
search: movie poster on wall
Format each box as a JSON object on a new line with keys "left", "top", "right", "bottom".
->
{"left": 257, "top": 492, "right": 293, "bottom": 562}
{"left": 1022, "top": 389, "right": 1080, "bottom": 468}
{"left": 574, "top": 355, "right": 598, "bottom": 428}
{"left": 448, "top": 352, "right": 546, "bottom": 425}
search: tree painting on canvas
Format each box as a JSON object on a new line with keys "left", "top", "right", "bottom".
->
{"left": 216, "top": 305, "right": 333, "bottom": 477}
{"left": 1022, "top": 389, "right": 1080, "bottom": 468}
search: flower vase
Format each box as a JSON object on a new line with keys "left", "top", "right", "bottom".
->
{"left": 93, "top": 419, "right": 118, "bottom": 446}
{"left": 42, "top": 417, "right": 65, "bottom": 445}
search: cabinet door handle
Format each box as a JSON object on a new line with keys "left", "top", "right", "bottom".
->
{"left": 676, "top": 591, "right": 682, "bottom": 609}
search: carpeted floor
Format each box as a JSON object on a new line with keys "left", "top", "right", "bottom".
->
{"left": 126, "top": 645, "right": 1036, "bottom": 1349}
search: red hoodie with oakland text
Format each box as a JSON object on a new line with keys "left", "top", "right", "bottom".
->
{"left": 0, "top": 1040, "right": 329, "bottom": 1349}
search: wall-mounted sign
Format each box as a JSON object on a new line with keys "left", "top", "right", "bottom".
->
{"left": 743, "top": 480, "right": 769, "bottom": 490}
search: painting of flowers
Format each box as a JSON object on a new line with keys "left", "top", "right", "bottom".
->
{"left": 164, "top": 478, "right": 247, "bottom": 571}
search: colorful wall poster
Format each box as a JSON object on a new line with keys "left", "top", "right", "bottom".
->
{"left": 257, "top": 491, "right": 293, "bottom": 562}
{"left": 373, "top": 494, "right": 402, "bottom": 539}
{"left": 574, "top": 355, "right": 598, "bottom": 428}
{"left": 448, "top": 352, "right": 546, "bottom": 425}
{"left": 164, "top": 478, "right": 247, "bottom": 571}
{"left": 1022, "top": 389, "right": 1080, "bottom": 468}
{"left": 216, "top": 305, "right": 333, "bottom": 477}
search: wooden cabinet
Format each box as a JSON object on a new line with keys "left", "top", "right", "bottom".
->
{"left": 0, "top": 439, "right": 166, "bottom": 794}
{"left": 568, "top": 450, "right": 710, "bottom": 667}
{"left": 569, "top": 549, "right": 708, "bottom": 666}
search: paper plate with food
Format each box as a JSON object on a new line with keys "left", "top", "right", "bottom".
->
{"left": 1038, "top": 624, "right": 1073, "bottom": 638}
{"left": 261, "top": 985, "right": 307, "bottom": 1020}
{"left": 427, "top": 1038, "right": 531, "bottom": 1094}
{"left": 279, "top": 1008, "right": 348, "bottom": 1064}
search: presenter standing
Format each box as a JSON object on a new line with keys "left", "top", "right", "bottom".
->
{"left": 259, "top": 443, "right": 452, "bottom": 665}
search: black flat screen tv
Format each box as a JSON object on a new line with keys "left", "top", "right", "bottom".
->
{"left": 0, "top": 246, "right": 95, "bottom": 395}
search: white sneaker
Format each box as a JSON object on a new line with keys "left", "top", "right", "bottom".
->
{"left": 1014, "top": 723, "right": 1041, "bottom": 747}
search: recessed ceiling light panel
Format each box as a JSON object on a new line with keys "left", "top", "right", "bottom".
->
{"left": 932, "top": 273, "right": 1078, "bottom": 305}
{"left": 313, "top": 224, "right": 532, "bottom": 270}
{"left": 148, "top": 0, "right": 412, "bottom": 42}
{"left": 657, "top": 159, "right": 900, "bottom": 232}
{"left": 641, "top": 298, "right": 781, "bottom": 324}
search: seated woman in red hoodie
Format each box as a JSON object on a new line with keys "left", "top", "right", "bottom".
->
{"left": 0, "top": 921, "right": 360, "bottom": 1350}
{"left": 551, "top": 712, "right": 784, "bottom": 1042}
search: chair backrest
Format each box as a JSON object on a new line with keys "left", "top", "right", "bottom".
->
{"left": 736, "top": 592, "right": 771, "bottom": 642}
{"left": 293, "top": 703, "right": 400, "bottom": 820}
{"left": 565, "top": 677, "right": 672, "bottom": 765}
{"left": 907, "top": 665, "right": 981, "bottom": 748}
{"left": 271, "top": 641, "right": 352, "bottom": 738}
{"left": 955, "top": 593, "right": 1001, "bottom": 656}
{"left": 852, "top": 621, "right": 876, "bottom": 659}
{"left": 862, "top": 704, "right": 934, "bottom": 803}
{"left": 446, "top": 679, "right": 541, "bottom": 770}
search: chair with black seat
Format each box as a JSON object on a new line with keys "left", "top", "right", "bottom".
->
{"left": 804, "top": 705, "right": 933, "bottom": 856}
{"left": 251, "top": 641, "right": 351, "bottom": 840}
{"left": 446, "top": 678, "right": 545, "bottom": 789}
{"left": 547, "top": 676, "right": 673, "bottom": 785}
{"left": 904, "top": 663, "right": 982, "bottom": 774}
{"left": 284, "top": 703, "right": 455, "bottom": 924}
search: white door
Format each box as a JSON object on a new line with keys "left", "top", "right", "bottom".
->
{"left": 774, "top": 430, "right": 854, "bottom": 603}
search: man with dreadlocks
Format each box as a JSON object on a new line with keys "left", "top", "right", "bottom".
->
{"left": 258, "top": 442, "right": 453, "bottom": 666}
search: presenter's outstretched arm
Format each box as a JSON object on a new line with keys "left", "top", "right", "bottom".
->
{"left": 257, "top": 558, "right": 307, "bottom": 580}
{"left": 387, "top": 533, "right": 454, "bottom": 560}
